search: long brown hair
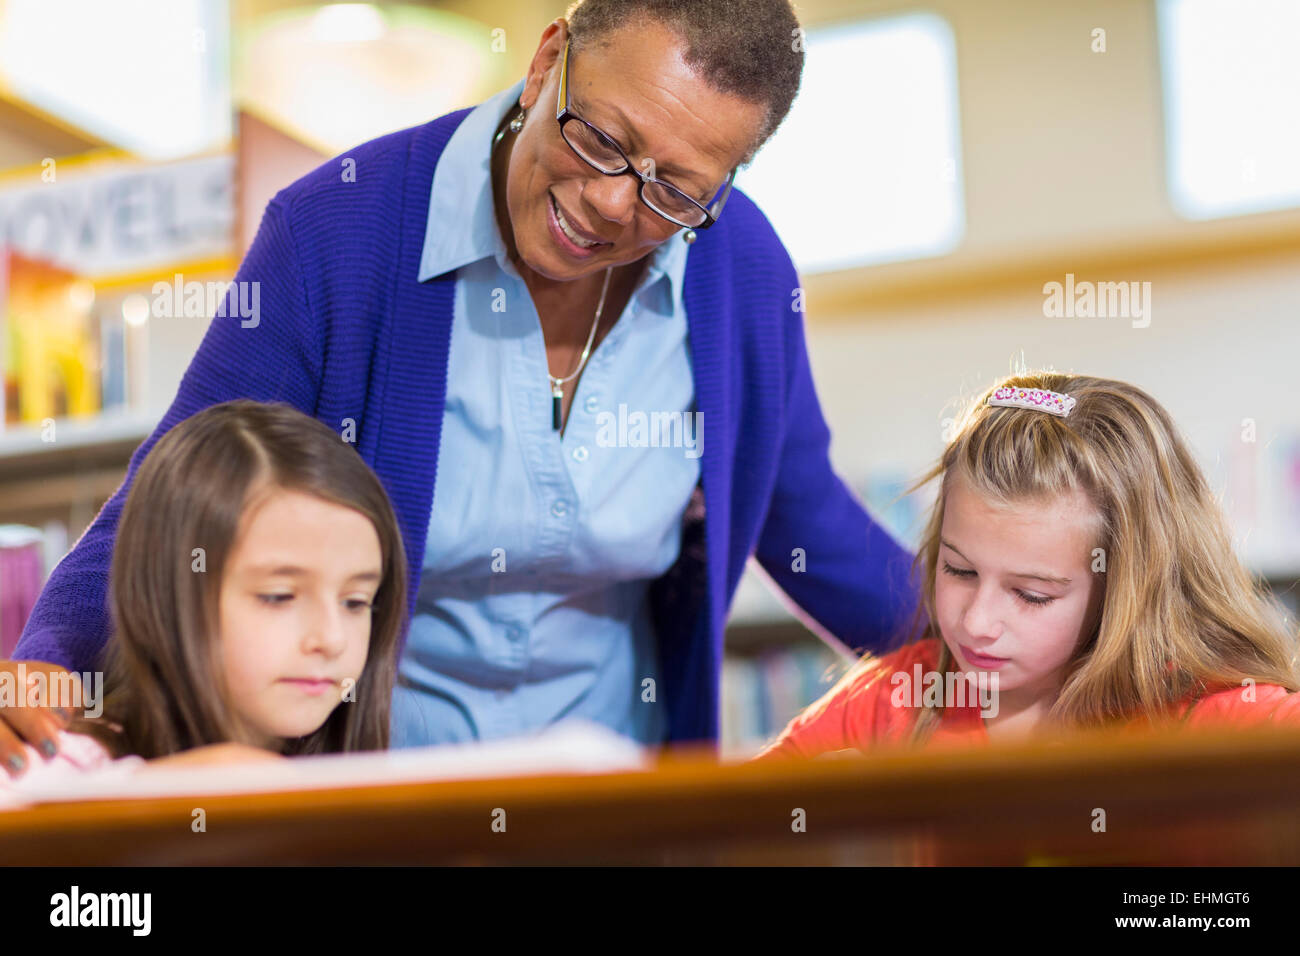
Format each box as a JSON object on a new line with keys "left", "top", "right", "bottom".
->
{"left": 893, "top": 372, "right": 1299, "bottom": 743}
{"left": 73, "top": 400, "right": 408, "bottom": 759}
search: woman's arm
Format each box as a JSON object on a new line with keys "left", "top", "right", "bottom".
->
{"left": 749, "top": 260, "right": 922, "bottom": 658}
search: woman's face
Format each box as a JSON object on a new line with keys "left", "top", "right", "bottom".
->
{"left": 934, "top": 471, "right": 1105, "bottom": 702}
{"left": 501, "top": 18, "right": 767, "bottom": 282}
{"left": 217, "top": 488, "right": 381, "bottom": 747}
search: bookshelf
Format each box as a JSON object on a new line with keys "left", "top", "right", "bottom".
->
{"left": 723, "top": 561, "right": 853, "bottom": 759}
{"left": 0, "top": 412, "right": 154, "bottom": 555}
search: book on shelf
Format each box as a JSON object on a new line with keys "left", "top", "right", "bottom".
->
{"left": 721, "top": 643, "right": 848, "bottom": 758}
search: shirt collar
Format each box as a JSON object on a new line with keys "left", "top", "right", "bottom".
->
{"left": 417, "top": 78, "right": 688, "bottom": 318}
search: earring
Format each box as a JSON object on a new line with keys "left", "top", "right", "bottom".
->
{"left": 682, "top": 229, "right": 697, "bottom": 245}
{"left": 509, "top": 104, "right": 526, "bottom": 133}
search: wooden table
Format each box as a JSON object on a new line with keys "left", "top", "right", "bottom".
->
{"left": 2, "top": 725, "right": 1299, "bottom": 865}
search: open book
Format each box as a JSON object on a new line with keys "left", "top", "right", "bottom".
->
{"left": 0, "top": 719, "right": 650, "bottom": 809}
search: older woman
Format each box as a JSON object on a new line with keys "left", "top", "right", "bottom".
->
{"left": 3, "top": 0, "right": 916, "bottom": 768}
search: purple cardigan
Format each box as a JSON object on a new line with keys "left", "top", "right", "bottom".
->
{"left": 15, "top": 105, "right": 919, "bottom": 746}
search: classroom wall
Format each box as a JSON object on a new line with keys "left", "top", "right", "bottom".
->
{"left": 733, "top": 243, "right": 1300, "bottom": 622}
{"left": 806, "top": 248, "right": 1300, "bottom": 558}
{"left": 797, "top": 0, "right": 1300, "bottom": 305}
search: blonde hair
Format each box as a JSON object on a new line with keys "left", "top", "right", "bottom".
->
{"left": 895, "top": 371, "right": 1300, "bottom": 743}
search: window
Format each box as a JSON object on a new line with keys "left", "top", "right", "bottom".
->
{"left": 1158, "top": 0, "right": 1300, "bottom": 219}
{"left": 0, "top": 0, "right": 231, "bottom": 160}
{"left": 737, "top": 13, "right": 965, "bottom": 274}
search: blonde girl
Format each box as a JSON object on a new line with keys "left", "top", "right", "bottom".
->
{"left": 759, "top": 373, "right": 1300, "bottom": 756}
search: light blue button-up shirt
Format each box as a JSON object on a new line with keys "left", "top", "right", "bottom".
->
{"left": 391, "top": 79, "right": 701, "bottom": 747}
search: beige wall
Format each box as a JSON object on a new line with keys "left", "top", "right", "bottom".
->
{"left": 723, "top": 0, "right": 1300, "bottom": 619}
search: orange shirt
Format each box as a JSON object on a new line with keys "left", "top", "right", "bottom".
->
{"left": 755, "top": 638, "right": 1300, "bottom": 759}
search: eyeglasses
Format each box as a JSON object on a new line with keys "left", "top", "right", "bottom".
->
{"left": 555, "top": 37, "right": 736, "bottom": 230}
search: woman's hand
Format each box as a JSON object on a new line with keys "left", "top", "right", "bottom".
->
{"left": 0, "top": 660, "right": 75, "bottom": 778}
{"left": 143, "top": 743, "right": 286, "bottom": 769}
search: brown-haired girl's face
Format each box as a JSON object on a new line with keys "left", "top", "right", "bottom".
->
{"left": 934, "top": 472, "right": 1104, "bottom": 701}
{"left": 217, "top": 488, "right": 381, "bottom": 747}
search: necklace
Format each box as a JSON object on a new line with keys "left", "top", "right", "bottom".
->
{"left": 548, "top": 266, "right": 611, "bottom": 431}
{"left": 491, "top": 100, "right": 613, "bottom": 433}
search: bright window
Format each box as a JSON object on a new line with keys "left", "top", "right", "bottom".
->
{"left": 0, "top": 0, "right": 231, "bottom": 160}
{"left": 1158, "top": 0, "right": 1300, "bottom": 219}
{"left": 737, "top": 13, "right": 965, "bottom": 274}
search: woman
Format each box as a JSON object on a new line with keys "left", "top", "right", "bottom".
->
{"left": 2, "top": 0, "right": 917, "bottom": 770}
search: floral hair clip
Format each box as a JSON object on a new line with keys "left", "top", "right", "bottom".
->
{"left": 986, "top": 386, "right": 1076, "bottom": 418}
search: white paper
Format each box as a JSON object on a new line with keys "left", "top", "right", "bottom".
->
{"left": 0, "top": 719, "right": 649, "bottom": 809}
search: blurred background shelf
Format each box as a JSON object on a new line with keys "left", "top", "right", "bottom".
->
{"left": 0, "top": 412, "right": 153, "bottom": 541}
{"left": 0, "top": 411, "right": 153, "bottom": 463}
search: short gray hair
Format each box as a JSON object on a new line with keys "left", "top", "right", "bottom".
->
{"left": 564, "top": 0, "right": 804, "bottom": 167}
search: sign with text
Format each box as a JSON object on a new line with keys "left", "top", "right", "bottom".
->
{"left": 0, "top": 151, "right": 234, "bottom": 279}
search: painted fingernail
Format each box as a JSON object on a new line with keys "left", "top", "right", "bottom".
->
{"left": 6, "top": 753, "right": 24, "bottom": 773}
{"left": 41, "top": 739, "right": 57, "bottom": 759}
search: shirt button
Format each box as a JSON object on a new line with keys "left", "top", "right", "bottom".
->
{"left": 572, "top": 446, "right": 589, "bottom": 462}
{"left": 494, "top": 689, "right": 508, "bottom": 702}
{"left": 551, "top": 500, "right": 569, "bottom": 517}
{"left": 584, "top": 396, "right": 599, "bottom": 414}
{"left": 507, "top": 626, "right": 525, "bottom": 642}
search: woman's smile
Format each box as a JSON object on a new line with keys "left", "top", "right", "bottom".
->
{"left": 548, "top": 190, "right": 612, "bottom": 257}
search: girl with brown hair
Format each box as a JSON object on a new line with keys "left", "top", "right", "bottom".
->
{"left": 3, "top": 400, "right": 407, "bottom": 785}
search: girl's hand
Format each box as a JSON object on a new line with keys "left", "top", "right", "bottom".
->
{"left": 144, "top": 743, "right": 287, "bottom": 769}
{"left": 0, "top": 660, "right": 76, "bottom": 778}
